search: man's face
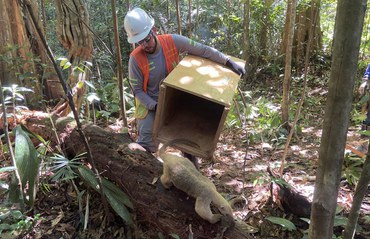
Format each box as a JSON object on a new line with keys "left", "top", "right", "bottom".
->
{"left": 138, "top": 31, "right": 156, "bottom": 54}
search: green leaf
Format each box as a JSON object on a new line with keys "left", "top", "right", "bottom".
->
{"left": 359, "top": 130, "right": 370, "bottom": 136}
{"left": 85, "top": 81, "right": 96, "bottom": 90}
{"left": 84, "top": 61, "right": 93, "bottom": 67}
{"left": 0, "top": 208, "right": 10, "bottom": 220}
{"left": 57, "top": 57, "right": 68, "bottom": 62}
{"left": 102, "top": 178, "right": 134, "bottom": 209}
{"left": 59, "top": 58, "right": 69, "bottom": 67}
{"left": 76, "top": 66, "right": 85, "bottom": 73}
{"left": 78, "top": 166, "right": 133, "bottom": 226}
{"left": 87, "top": 93, "right": 100, "bottom": 103}
{"left": 103, "top": 185, "right": 134, "bottom": 226}
{"left": 169, "top": 234, "right": 180, "bottom": 239}
{"left": 266, "top": 216, "right": 297, "bottom": 231}
{"left": 10, "top": 210, "right": 23, "bottom": 220}
{"left": 63, "top": 61, "right": 72, "bottom": 70}
{"left": 77, "top": 81, "right": 84, "bottom": 89}
{"left": 78, "top": 166, "right": 101, "bottom": 191}
{"left": 300, "top": 217, "right": 310, "bottom": 224}
{"left": 0, "top": 223, "right": 12, "bottom": 232}
{"left": 19, "top": 124, "right": 48, "bottom": 145}
{"left": 13, "top": 125, "right": 40, "bottom": 207}
{"left": 333, "top": 215, "right": 348, "bottom": 227}
{"left": 0, "top": 166, "right": 15, "bottom": 173}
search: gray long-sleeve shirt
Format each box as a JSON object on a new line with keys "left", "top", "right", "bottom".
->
{"left": 128, "top": 34, "right": 230, "bottom": 110}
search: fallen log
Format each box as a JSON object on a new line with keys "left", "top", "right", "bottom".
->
{"left": 1, "top": 111, "right": 253, "bottom": 238}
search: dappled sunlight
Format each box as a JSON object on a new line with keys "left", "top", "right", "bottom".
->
{"left": 197, "top": 65, "right": 222, "bottom": 78}
{"left": 298, "top": 149, "right": 318, "bottom": 158}
{"left": 302, "top": 127, "right": 322, "bottom": 138}
{"left": 337, "top": 189, "right": 354, "bottom": 209}
{"left": 290, "top": 145, "right": 302, "bottom": 151}
{"left": 163, "top": 55, "right": 241, "bottom": 106}
{"left": 261, "top": 142, "right": 273, "bottom": 150}
{"left": 181, "top": 58, "right": 202, "bottom": 67}
{"left": 178, "top": 76, "right": 195, "bottom": 85}
{"left": 293, "top": 183, "right": 315, "bottom": 201}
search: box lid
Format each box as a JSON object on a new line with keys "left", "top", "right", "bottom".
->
{"left": 163, "top": 55, "right": 244, "bottom": 106}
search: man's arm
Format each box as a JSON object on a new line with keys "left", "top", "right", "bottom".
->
{"left": 129, "top": 57, "right": 157, "bottom": 110}
{"left": 172, "top": 34, "right": 245, "bottom": 77}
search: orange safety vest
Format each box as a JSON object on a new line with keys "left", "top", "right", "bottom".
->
{"left": 130, "top": 34, "right": 179, "bottom": 119}
{"left": 130, "top": 34, "right": 179, "bottom": 93}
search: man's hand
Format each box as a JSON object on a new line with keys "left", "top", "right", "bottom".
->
{"left": 225, "top": 59, "right": 246, "bottom": 77}
{"left": 359, "top": 77, "right": 368, "bottom": 95}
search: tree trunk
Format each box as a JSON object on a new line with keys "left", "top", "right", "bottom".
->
{"left": 293, "top": 0, "right": 322, "bottom": 62}
{"left": 188, "top": 0, "right": 192, "bottom": 38}
{"left": 280, "top": 0, "right": 322, "bottom": 64}
{"left": 343, "top": 155, "right": 370, "bottom": 238}
{"left": 2, "top": 111, "right": 252, "bottom": 239}
{"left": 259, "top": 0, "right": 273, "bottom": 59}
{"left": 41, "top": 0, "right": 47, "bottom": 34}
{"left": 176, "top": 0, "right": 182, "bottom": 35}
{"left": 281, "top": 0, "right": 296, "bottom": 128}
{"left": 53, "top": 0, "right": 93, "bottom": 116}
{"left": 111, "top": 0, "right": 128, "bottom": 128}
{"left": 309, "top": 1, "right": 366, "bottom": 238}
{"left": 0, "top": 0, "right": 15, "bottom": 85}
{"left": 0, "top": 0, "right": 42, "bottom": 105}
{"left": 23, "top": 0, "right": 64, "bottom": 102}
{"left": 243, "top": 0, "right": 251, "bottom": 79}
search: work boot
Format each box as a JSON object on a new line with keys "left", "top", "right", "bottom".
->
{"left": 182, "top": 152, "right": 199, "bottom": 170}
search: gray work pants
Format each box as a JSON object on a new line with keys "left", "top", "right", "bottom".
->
{"left": 137, "top": 110, "right": 157, "bottom": 152}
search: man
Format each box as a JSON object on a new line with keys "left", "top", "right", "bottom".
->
{"left": 358, "top": 63, "right": 370, "bottom": 130}
{"left": 124, "top": 7, "right": 245, "bottom": 153}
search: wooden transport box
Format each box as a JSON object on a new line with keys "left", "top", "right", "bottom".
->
{"left": 153, "top": 55, "right": 244, "bottom": 158}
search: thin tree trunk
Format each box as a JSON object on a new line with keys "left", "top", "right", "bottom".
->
{"left": 279, "top": 0, "right": 318, "bottom": 177}
{"left": 343, "top": 156, "right": 370, "bottom": 238}
{"left": 41, "top": 0, "right": 47, "bottom": 34}
{"left": 281, "top": 0, "right": 296, "bottom": 128}
{"left": 260, "top": 0, "right": 273, "bottom": 59}
{"left": 111, "top": 0, "right": 128, "bottom": 128}
{"left": 194, "top": 0, "right": 199, "bottom": 36}
{"left": 188, "top": 0, "right": 192, "bottom": 37}
{"left": 309, "top": 1, "right": 367, "bottom": 238}
{"left": 243, "top": 0, "right": 250, "bottom": 76}
{"left": 176, "top": 0, "right": 181, "bottom": 35}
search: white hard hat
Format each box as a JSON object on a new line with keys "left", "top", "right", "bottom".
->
{"left": 124, "top": 7, "right": 155, "bottom": 44}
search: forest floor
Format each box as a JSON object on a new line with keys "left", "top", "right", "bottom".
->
{"left": 4, "top": 121, "right": 368, "bottom": 239}
{"left": 1, "top": 82, "right": 370, "bottom": 239}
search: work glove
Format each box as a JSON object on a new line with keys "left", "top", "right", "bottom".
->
{"left": 358, "top": 77, "right": 368, "bottom": 95}
{"left": 225, "top": 59, "right": 246, "bottom": 77}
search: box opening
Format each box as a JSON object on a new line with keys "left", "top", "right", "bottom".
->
{"left": 156, "top": 86, "right": 226, "bottom": 157}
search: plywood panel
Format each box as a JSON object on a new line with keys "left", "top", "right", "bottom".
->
{"left": 163, "top": 55, "right": 243, "bottom": 106}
